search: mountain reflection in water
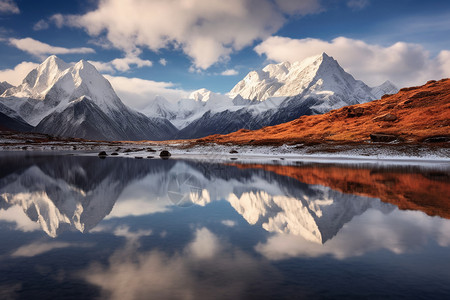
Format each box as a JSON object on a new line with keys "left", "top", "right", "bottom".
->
{"left": 0, "top": 154, "right": 448, "bottom": 242}
{"left": 0, "top": 153, "right": 449, "bottom": 300}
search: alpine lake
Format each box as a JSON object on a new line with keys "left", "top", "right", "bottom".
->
{"left": 0, "top": 152, "right": 449, "bottom": 300}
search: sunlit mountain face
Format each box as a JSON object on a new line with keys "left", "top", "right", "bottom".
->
{"left": 0, "top": 153, "right": 449, "bottom": 299}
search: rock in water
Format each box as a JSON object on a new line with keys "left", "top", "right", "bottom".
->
{"left": 159, "top": 150, "right": 171, "bottom": 159}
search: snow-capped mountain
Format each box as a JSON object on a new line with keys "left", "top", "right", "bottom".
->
{"left": 142, "top": 95, "right": 178, "bottom": 120}
{"left": 0, "top": 53, "right": 399, "bottom": 140}
{"left": 371, "top": 80, "right": 399, "bottom": 99}
{"left": 229, "top": 53, "right": 381, "bottom": 104}
{"left": 0, "top": 102, "right": 33, "bottom": 132}
{"left": 142, "top": 88, "right": 236, "bottom": 130}
{"left": 176, "top": 53, "right": 399, "bottom": 138}
{"left": 0, "top": 81, "right": 13, "bottom": 95}
{"left": 0, "top": 56, "right": 177, "bottom": 140}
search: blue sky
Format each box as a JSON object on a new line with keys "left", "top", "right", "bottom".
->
{"left": 0, "top": 0, "right": 449, "bottom": 109}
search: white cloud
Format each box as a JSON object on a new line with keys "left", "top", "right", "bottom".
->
{"left": 221, "top": 69, "right": 239, "bottom": 76}
{"left": 0, "top": 205, "right": 40, "bottom": 232}
{"left": 50, "top": 13, "right": 65, "bottom": 28}
{"left": 104, "top": 75, "right": 189, "bottom": 109}
{"left": 0, "top": 61, "right": 38, "bottom": 85}
{"left": 89, "top": 52, "right": 152, "bottom": 73}
{"left": 53, "top": 0, "right": 322, "bottom": 69}
{"left": 11, "top": 241, "right": 86, "bottom": 257}
{"left": 33, "top": 19, "right": 49, "bottom": 31}
{"left": 254, "top": 36, "right": 450, "bottom": 87}
{"left": 0, "top": 0, "right": 19, "bottom": 14}
{"left": 221, "top": 220, "right": 237, "bottom": 227}
{"left": 110, "top": 55, "right": 152, "bottom": 72}
{"left": 9, "top": 37, "right": 95, "bottom": 58}
{"left": 81, "top": 226, "right": 271, "bottom": 300}
{"left": 186, "top": 227, "right": 220, "bottom": 259}
{"left": 347, "top": 0, "right": 370, "bottom": 10}
{"left": 159, "top": 58, "right": 167, "bottom": 66}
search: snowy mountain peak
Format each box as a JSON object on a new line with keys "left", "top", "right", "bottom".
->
{"left": 142, "top": 95, "right": 177, "bottom": 119}
{"left": 0, "top": 81, "right": 13, "bottom": 95}
{"left": 189, "top": 88, "right": 213, "bottom": 102}
{"left": 14, "top": 55, "right": 70, "bottom": 98}
{"left": 371, "top": 80, "right": 399, "bottom": 99}
{"left": 229, "top": 52, "right": 375, "bottom": 104}
{"left": 0, "top": 55, "right": 131, "bottom": 127}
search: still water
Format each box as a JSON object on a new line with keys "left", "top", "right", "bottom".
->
{"left": 0, "top": 152, "right": 449, "bottom": 299}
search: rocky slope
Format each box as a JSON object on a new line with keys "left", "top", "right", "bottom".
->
{"left": 0, "top": 102, "right": 33, "bottom": 132}
{"left": 200, "top": 79, "right": 450, "bottom": 145}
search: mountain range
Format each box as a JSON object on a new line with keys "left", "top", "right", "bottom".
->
{"left": 0, "top": 53, "right": 398, "bottom": 141}
{"left": 202, "top": 78, "right": 450, "bottom": 145}
{"left": 0, "top": 56, "right": 177, "bottom": 140}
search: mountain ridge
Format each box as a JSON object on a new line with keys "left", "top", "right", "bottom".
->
{"left": 0, "top": 53, "right": 400, "bottom": 141}
{"left": 199, "top": 78, "right": 450, "bottom": 145}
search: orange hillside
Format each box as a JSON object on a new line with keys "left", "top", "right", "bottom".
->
{"left": 200, "top": 79, "right": 450, "bottom": 145}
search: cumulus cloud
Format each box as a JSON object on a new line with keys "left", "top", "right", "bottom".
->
{"left": 9, "top": 37, "right": 95, "bottom": 58}
{"left": 254, "top": 36, "right": 450, "bottom": 87}
{"left": 51, "top": 0, "right": 322, "bottom": 70}
{"left": 90, "top": 50, "right": 152, "bottom": 73}
{"left": 0, "top": 0, "right": 19, "bottom": 14}
{"left": 81, "top": 226, "right": 275, "bottom": 300}
{"left": 221, "top": 69, "right": 239, "bottom": 76}
{"left": 110, "top": 55, "right": 152, "bottom": 72}
{"left": 159, "top": 58, "right": 167, "bottom": 66}
{"left": 104, "top": 75, "right": 189, "bottom": 109}
{"left": 0, "top": 61, "right": 39, "bottom": 85}
{"left": 186, "top": 228, "right": 220, "bottom": 259}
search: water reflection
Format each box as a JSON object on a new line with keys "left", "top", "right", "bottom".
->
{"left": 1, "top": 154, "right": 449, "bottom": 243}
{"left": 1, "top": 153, "right": 450, "bottom": 299}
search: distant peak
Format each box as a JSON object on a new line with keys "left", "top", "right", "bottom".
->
{"left": 73, "top": 59, "right": 99, "bottom": 72}
{"left": 39, "top": 55, "right": 70, "bottom": 73}
{"left": 42, "top": 55, "right": 64, "bottom": 65}
{"left": 75, "top": 59, "right": 90, "bottom": 67}
{"left": 316, "top": 52, "right": 335, "bottom": 63}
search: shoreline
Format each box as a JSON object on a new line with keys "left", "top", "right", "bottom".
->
{"left": 1, "top": 131, "right": 449, "bottom": 166}
{"left": 1, "top": 143, "right": 449, "bottom": 168}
